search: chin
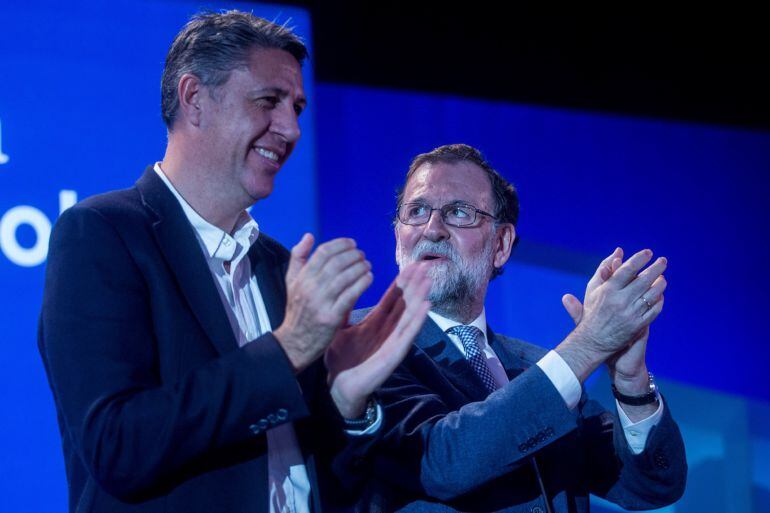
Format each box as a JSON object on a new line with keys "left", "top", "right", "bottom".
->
{"left": 243, "top": 179, "right": 275, "bottom": 202}
{"left": 425, "top": 259, "right": 453, "bottom": 279}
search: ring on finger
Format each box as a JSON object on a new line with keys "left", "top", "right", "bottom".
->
{"left": 641, "top": 296, "right": 652, "bottom": 312}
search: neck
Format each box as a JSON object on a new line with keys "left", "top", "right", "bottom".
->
{"left": 431, "top": 298, "right": 484, "bottom": 324}
{"left": 161, "top": 139, "right": 249, "bottom": 233}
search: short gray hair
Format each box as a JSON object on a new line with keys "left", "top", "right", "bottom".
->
{"left": 161, "top": 10, "right": 308, "bottom": 129}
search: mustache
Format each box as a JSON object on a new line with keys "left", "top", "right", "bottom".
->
{"left": 411, "top": 240, "right": 458, "bottom": 261}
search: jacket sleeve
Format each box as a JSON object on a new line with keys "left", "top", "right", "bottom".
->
{"left": 581, "top": 396, "right": 687, "bottom": 509}
{"left": 39, "top": 205, "right": 309, "bottom": 502}
{"left": 338, "top": 347, "right": 686, "bottom": 507}
{"left": 338, "top": 351, "right": 581, "bottom": 501}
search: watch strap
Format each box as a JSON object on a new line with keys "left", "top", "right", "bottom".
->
{"left": 612, "top": 372, "right": 659, "bottom": 406}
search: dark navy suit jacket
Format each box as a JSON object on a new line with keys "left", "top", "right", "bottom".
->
{"left": 38, "top": 168, "right": 344, "bottom": 512}
{"left": 343, "top": 310, "right": 686, "bottom": 513}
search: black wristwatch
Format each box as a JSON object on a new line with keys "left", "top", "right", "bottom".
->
{"left": 342, "top": 397, "right": 378, "bottom": 430}
{"left": 611, "top": 372, "right": 659, "bottom": 406}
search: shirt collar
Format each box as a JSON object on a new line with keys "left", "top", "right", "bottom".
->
{"left": 428, "top": 308, "right": 488, "bottom": 341}
{"left": 153, "top": 163, "right": 260, "bottom": 261}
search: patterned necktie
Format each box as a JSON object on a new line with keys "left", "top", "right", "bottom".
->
{"left": 446, "top": 325, "right": 498, "bottom": 393}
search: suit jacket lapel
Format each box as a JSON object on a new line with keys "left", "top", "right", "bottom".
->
{"left": 488, "top": 326, "right": 530, "bottom": 381}
{"left": 415, "top": 317, "right": 490, "bottom": 402}
{"left": 136, "top": 167, "right": 238, "bottom": 355}
{"left": 248, "top": 238, "right": 286, "bottom": 330}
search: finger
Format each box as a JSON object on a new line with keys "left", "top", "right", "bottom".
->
{"left": 303, "top": 237, "right": 358, "bottom": 275}
{"left": 355, "top": 298, "right": 431, "bottom": 394}
{"left": 364, "top": 263, "right": 419, "bottom": 326}
{"left": 398, "top": 262, "right": 429, "bottom": 302}
{"left": 587, "top": 248, "right": 623, "bottom": 290}
{"left": 319, "top": 249, "right": 369, "bottom": 283}
{"left": 636, "top": 275, "right": 667, "bottom": 313}
{"left": 608, "top": 249, "right": 654, "bottom": 288}
{"left": 395, "top": 260, "right": 418, "bottom": 289}
{"left": 644, "top": 275, "right": 667, "bottom": 303}
{"left": 561, "top": 294, "right": 583, "bottom": 325}
{"left": 625, "top": 256, "right": 667, "bottom": 296}
{"left": 640, "top": 294, "right": 664, "bottom": 324}
{"left": 332, "top": 270, "right": 374, "bottom": 316}
{"left": 324, "top": 259, "right": 373, "bottom": 300}
{"left": 386, "top": 262, "right": 427, "bottom": 312}
{"left": 364, "top": 262, "right": 431, "bottom": 340}
{"left": 392, "top": 266, "right": 432, "bottom": 316}
{"left": 386, "top": 265, "right": 431, "bottom": 329}
{"left": 365, "top": 278, "right": 401, "bottom": 325}
{"left": 392, "top": 299, "right": 431, "bottom": 345}
{"left": 286, "top": 233, "right": 314, "bottom": 285}
{"left": 611, "top": 255, "right": 622, "bottom": 273}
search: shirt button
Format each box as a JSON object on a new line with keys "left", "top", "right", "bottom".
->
{"left": 630, "top": 430, "right": 639, "bottom": 437}
{"left": 223, "top": 239, "right": 231, "bottom": 246}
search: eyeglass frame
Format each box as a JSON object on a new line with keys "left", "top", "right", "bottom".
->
{"left": 396, "top": 201, "right": 498, "bottom": 228}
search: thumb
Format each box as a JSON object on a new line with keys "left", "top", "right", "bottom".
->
{"left": 561, "top": 294, "right": 583, "bottom": 325}
{"left": 286, "top": 233, "right": 314, "bottom": 286}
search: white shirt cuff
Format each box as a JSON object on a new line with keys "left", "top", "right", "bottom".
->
{"left": 616, "top": 396, "right": 664, "bottom": 454}
{"left": 345, "top": 402, "right": 383, "bottom": 436}
{"left": 536, "top": 350, "right": 582, "bottom": 410}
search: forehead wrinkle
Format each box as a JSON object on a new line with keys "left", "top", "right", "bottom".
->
{"left": 406, "top": 163, "right": 494, "bottom": 210}
{"left": 404, "top": 196, "right": 481, "bottom": 208}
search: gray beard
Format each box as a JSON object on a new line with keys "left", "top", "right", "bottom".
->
{"left": 397, "top": 238, "right": 494, "bottom": 322}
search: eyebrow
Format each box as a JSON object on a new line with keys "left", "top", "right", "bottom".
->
{"left": 406, "top": 196, "right": 477, "bottom": 206}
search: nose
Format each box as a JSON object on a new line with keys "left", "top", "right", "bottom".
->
{"left": 421, "top": 208, "right": 450, "bottom": 242}
{"left": 271, "top": 103, "right": 301, "bottom": 144}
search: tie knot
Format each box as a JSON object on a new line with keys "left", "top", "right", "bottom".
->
{"left": 446, "top": 325, "right": 484, "bottom": 356}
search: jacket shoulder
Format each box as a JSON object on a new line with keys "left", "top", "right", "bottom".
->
{"left": 490, "top": 331, "right": 549, "bottom": 364}
{"left": 58, "top": 185, "right": 148, "bottom": 228}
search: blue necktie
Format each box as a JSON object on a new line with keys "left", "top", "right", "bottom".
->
{"left": 446, "top": 325, "right": 497, "bottom": 393}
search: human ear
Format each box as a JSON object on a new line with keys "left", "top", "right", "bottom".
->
{"left": 177, "top": 73, "right": 204, "bottom": 127}
{"left": 493, "top": 223, "right": 515, "bottom": 270}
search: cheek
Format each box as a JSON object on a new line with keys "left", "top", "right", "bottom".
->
{"left": 395, "top": 228, "right": 417, "bottom": 261}
{"left": 459, "top": 235, "right": 492, "bottom": 260}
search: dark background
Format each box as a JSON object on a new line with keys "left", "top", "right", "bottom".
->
{"left": 275, "top": 2, "right": 769, "bottom": 131}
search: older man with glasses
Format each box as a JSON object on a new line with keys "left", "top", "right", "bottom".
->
{"left": 343, "top": 143, "right": 687, "bottom": 513}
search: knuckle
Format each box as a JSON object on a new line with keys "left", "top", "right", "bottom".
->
{"left": 318, "top": 310, "right": 338, "bottom": 327}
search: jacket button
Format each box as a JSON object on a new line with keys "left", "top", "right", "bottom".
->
{"left": 267, "top": 413, "right": 278, "bottom": 424}
{"left": 249, "top": 424, "right": 260, "bottom": 435}
{"left": 531, "top": 506, "right": 544, "bottom": 513}
{"left": 277, "top": 408, "right": 288, "bottom": 420}
{"left": 258, "top": 419, "right": 269, "bottom": 429}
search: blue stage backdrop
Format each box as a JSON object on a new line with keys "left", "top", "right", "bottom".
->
{"left": 0, "top": 1, "right": 317, "bottom": 511}
{"left": 2, "top": 1, "right": 770, "bottom": 512}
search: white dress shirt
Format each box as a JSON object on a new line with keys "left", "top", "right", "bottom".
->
{"left": 428, "top": 309, "right": 664, "bottom": 454}
{"left": 154, "top": 164, "right": 310, "bottom": 513}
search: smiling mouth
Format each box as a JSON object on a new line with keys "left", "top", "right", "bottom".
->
{"left": 253, "top": 146, "right": 281, "bottom": 164}
{"left": 420, "top": 254, "right": 445, "bottom": 261}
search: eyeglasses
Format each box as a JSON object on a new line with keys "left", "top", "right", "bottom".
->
{"left": 396, "top": 202, "right": 497, "bottom": 227}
